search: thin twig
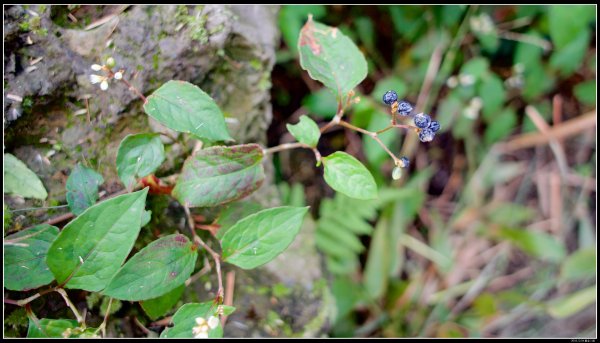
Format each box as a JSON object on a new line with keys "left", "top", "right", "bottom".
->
{"left": 120, "top": 78, "right": 147, "bottom": 104}
{"left": 184, "top": 206, "right": 224, "bottom": 321}
{"left": 96, "top": 297, "right": 113, "bottom": 337}
{"left": 222, "top": 271, "right": 236, "bottom": 326}
{"left": 56, "top": 288, "right": 84, "bottom": 324}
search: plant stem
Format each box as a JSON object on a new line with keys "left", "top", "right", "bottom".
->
{"left": 96, "top": 297, "right": 113, "bottom": 337}
{"left": 56, "top": 288, "right": 84, "bottom": 324}
{"left": 184, "top": 206, "right": 224, "bottom": 320}
{"left": 120, "top": 78, "right": 147, "bottom": 104}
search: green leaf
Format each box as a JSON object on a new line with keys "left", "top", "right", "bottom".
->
{"left": 302, "top": 88, "right": 338, "bottom": 119}
{"left": 498, "top": 228, "right": 566, "bottom": 263}
{"left": 479, "top": 74, "right": 506, "bottom": 121}
{"left": 547, "top": 285, "right": 597, "bottom": 319}
{"left": 298, "top": 17, "right": 367, "bottom": 100}
{"left": 574, "top": 81, "right": 596, "bottom": 106}
{"left": 116, "top": 133, "right": 165, "bottom": 191}
{"left": 363, "top": 110, "right": 397, "bottom": 166}
{"left": 160, "top": 302, "right": 236, "bottom": 338}
{"left": 484, "top": 108, "right": 517, "bottom": 145}
{"left": 104, "top": 234, "right": 197, "bottom": 301}
{"left": 460, "top": 57, "right": 490, "bottom": 81}
{"left": 286, "top": 115, "right": 321, "bottom": 148}
{"left": 66, "top": 164, "right": 104, "bottom": 216}
{"left": 364, "top": 219, "right": 391, "bottom": 299}
{"left": 143, "top": 80, "right": 232, "bottom": 142}
{"left": 322, "top": 152, "right": 377, "bottom": 200}
{"left": 221, "top": 206, "right": 309, "bottom": 269}
{"left": 4, "top": 224, "right": 59, "bottom": 291}
{"left": 548, "top": 5, "right": 595, "bottom": 50}
{"left": 46, "top": 188, "right": 149, "bottom": 292}
{"left": 549, "top": 29, "right": 590, "bottom": 77}
{"left": 4, "top": 153, "right": 48, "bottom": 200}
{"left": 560, "top": 248, "right": 596, "bottom": 282}
{"left": 27, "top": 318, "right": 78, "bottom": 338}
{"left": 215, "top": 200, "right": 263, "bottom": 240}
{"left": 514, "top": 30, "right": 544, "bottom": 69}
{"left": 172, "top": 144, "right": 265, "bottom": 207}
{"left": 140, "top": 284, "right": 185, "bottom": 320}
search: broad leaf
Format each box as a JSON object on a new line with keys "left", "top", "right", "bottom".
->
{"left": 116, "top": 133, "right": 165, "bottom": 191}
{"left": 172, "top": 144, "right": 265, "bottom": 207}
{"left": 499, "top": 228, "right": 566, "bottom": 263}
{"left": 4, "top": 153, "right": 47, "bottom": 200}
{"left": 66, "top": 164, "right": 104, "bottom": 215}
{"left": 215, "top": 200, "right": 263, "bottom": 240}
{"left": 27, "top": 318, "right": 79, "bottom": 338}
{"left": 140, "top": 284, "right": 185, "bottom": 320}
{"left": 221, "top": 206, "right": 309, "bottom": 269}
{"left": 4, "top": 224, "right": 59, "bottom": 291}
{"left": 298, "top": 16, "right": 367, "bottom": 100}
{"left": 548, "top": 5, "right": 595, "bottom": 50}
{"left": 286, "top": 115, "right": 320, "bottom": 148}
{"left": 46, "top": 188, "right": 149, "bottom": 292}
{"left": 547, "top": 285, "right": 597, "bottom": 319}
{"left": 143, "top": 80, "right": 232, "bottom": 142}
{"left": 160, "top": 302, "right": 235, "bottom": 338}
{"left": 103, "top": 234, "right": 197, "bottom": 301}
{"left": 322, "top": 151, "right": 377, "bottom": 200}
{"left": 560, "top": 248, "right": 596, "bottom": 282}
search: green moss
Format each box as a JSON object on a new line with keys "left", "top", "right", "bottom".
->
{"left": 152, "top": 52, "right": 160, "bottom": 70}
{"left": 175, "top": 5, "right": 210, "bottom": 44}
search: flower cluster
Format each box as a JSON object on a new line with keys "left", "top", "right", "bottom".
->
{"left": 382, "top": 90, "right": 441, "bottom": 143}
{"left": 192, "top": 315, "right": 219, "bottom": 338}
{"left": 89, "top": 57, "right": 124, "bottom": 91}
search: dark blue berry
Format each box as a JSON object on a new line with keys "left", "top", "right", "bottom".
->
{"left": 418, "top": 128, "right": 435, "bottom": 142}
{"left": 382, "top": 90, "right": 398, "bottom": 105}
{"left": 428, "top": 120, "right": 440, "bottom": 132}
{"left": 414, "top": 113, "right": 431, "bottom": 129}
{"left": 400, "top": 156, "right": 410, "bottom": 168}
{"left": 397, "top": 101, "right": 413, "bottom": 116}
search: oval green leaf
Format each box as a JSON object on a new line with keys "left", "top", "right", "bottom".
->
{"left": 46, "top": 188, "right": 149, "bottom": 292}
{"left": 143, "top": 80, "right": 232, "bottom": 142}
{"left": 160, "top": 302, "right": 235, "bottom": 338}
{"left": 172, "top": 144, "right": 265, "bottom": 208}
{"left": 286, "top": 115, "right": 321, "bottom": 148}
{"left": 103, "top": 234, "right": 197, "bottom": 301}
{"left": 140, "top": 284, "right": 185, "bottom": 320}
{"left": 4, "top": 224, "right": 59, "bottom": 291}
{"left": 298, "top": 16, "right": 367, "bottom": 100}
{"left": 27, "top": 318, "right": 78, "bottom": 338}
{"left": 116, "top": 133, "right": 166, "bottom": 191}
{"left": 221, "top": 206, "right": 309, "bottom": 269}
{"left": 66, "top": 164, "right": 104, "bottom": 215}
{"left": 4, "top": 153, "right": 48, "bottom": 200}
{"left": 322, "top": 151, "right": 377, "bottom": 200}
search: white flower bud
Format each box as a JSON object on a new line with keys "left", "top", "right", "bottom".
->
{"left": 114, "top": 71, "right": 123, "bottom": 80}
{"left": 91, "top": 64, "right": 103, "bottom": 71}
{"left": 90, "top": 74, "right": 103, "bottom": 84}
{"left": 392, "top": 166, "right": 402, "bottom": 180}
{"left": 194, "top": 332, "right": 209, "bottom": 339}
{"left": 207, "top": 316, "right": 219, "bottom": 330}
{"left": 100, "top": 80, "right": 109, "bottom": 91}
{"left": 106, "top": 57, "right": 116, "bottom": 68}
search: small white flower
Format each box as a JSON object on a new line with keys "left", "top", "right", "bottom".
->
{"left": 459, "top": 74, "right": 475, "bottom": 86}
{"left": 100, "top": 80, "right": 109, "bottom": 91}
{"left": 91, "top": 64, "right": 103, "bottom": 71}
{"left": 446, "top": 76, "right": 458, "bottom": 88}
{"left": 114, "top": 71, "right": 123, "bottom": 80}
{"left": 90, "top": 74, "right": 104, "bottom": 84}
{"left": 194, "top": 332, "right": 209, "bottom": 339}
{"left": 207, "top": 316, "right": 219, "bottom": 330}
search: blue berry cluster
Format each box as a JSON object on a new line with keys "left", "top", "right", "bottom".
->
{"left": 382, "top": 91, "right": 440, "bottom": 143}
{"left": 413, "top": 113, "right": 440, "bottom": 142}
